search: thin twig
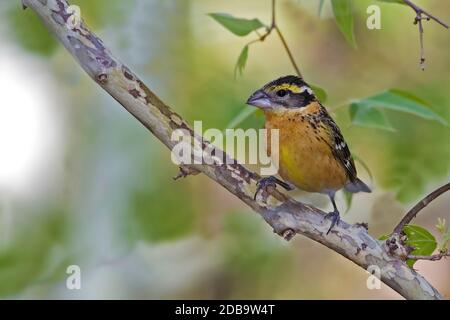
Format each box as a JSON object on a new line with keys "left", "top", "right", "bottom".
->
{"left": 271, "top": 0, "right": 276, "bottom": 28}
{"left": 407, "top": 252, "right": 450, "bottom": 261}
{"left": 246, "top": 0, "right": 303, "bottom": 78}
{"left": 275, "top": 26, "right": 303, "bottom": 78}
{"left": 403, "top": 0, "right": 449, "bottom": 29}
{"left": 416, "top": 15, "right": 425, "bottom": 70}
{"left": 393, "top": 183, "right": 450, "bottom": 234}
{"left": 402, "top": 0, "right": 449, "bottom": 69}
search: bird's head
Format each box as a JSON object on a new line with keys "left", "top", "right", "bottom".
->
{"left": 246, "top": 75, "right": 317, "bottom": 111}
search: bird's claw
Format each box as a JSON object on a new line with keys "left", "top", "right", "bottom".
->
{"left": 324, "top": 210, "right": 340, "bottom": 235}
{"left": 254, "top": 176, "right": 293, "bottom": 201}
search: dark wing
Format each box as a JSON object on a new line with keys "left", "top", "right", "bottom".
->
{"left": 321, "top": 113, "right": 357, "bottom": 183}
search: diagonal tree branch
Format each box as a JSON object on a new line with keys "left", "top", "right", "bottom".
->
{"left": 23, "top": 0, "right": 445, "bottom": 300}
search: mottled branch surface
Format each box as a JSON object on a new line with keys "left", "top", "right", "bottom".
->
{"left": 24, "top": 0, "right": 444, "bottom": 300}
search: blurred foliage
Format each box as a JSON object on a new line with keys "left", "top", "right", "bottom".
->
{"left": 377, "top": 0, "right": 405, "bottom": 4}
{"left": 235, "top": 45, "right": 249, "bottom": 77}
{"left": 331, "top": 0, "right": 357, "bottom": 48}
{"left": 221, "top": 212, "right": 293, "bottom": 298}
{"left": 350, "top": 89, "right": 447, "bottom": 131}
{"left": 8, "top": 0, "right": 124, "bottom": 55}
{"left": 129, "top": 163, "right": 195, "bottom": 242}
{"left": 0, "top": 209, "right": 69, "bottom": 296}
{"left": 8, "top": 6, "right": 58, "bottom": 55}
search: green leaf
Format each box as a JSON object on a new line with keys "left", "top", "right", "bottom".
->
{"left": 235, "top": 45, "right": 249, "bottom": 77}
{"left": 331, "top": 0, "right": 357, "bottom": 48}
{"left": 310, "top": 84, "right": 328, "bottom": 103}
{"left": 351, "top": 89, "right": 448, "bottom": 129}
{"left": 404, "top": 225, "right": 437, "bottom": 267}
{"left": 209, "top": 13, "right": 265, "bottom": 36}
{"left": 350, "top": 103, "right": 396, "bottom": 131}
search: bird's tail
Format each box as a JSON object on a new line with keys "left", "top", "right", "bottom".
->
{"left": 345, "top": 178, "right": 371, "bottom": 193}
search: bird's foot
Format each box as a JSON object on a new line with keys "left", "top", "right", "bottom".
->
{"left": 324, "top": 210, "right": 340, "bottom": 235}
{"left": 254, "top": 176, "right": 293, "bottom": 201}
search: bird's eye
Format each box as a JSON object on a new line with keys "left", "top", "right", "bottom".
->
{"left": 276, "top": 89, "right": 288, "bottom": 97}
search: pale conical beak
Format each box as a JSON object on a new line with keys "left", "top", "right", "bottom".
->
{"left": 246, "top": 89, "right": 272, "bottom": 109}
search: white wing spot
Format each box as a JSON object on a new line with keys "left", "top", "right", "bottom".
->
{"left": 336, "top": 141, "right": 346, "bottom": 150}
{"left": 344, "top": 159, "right": 352, "bottom": 168}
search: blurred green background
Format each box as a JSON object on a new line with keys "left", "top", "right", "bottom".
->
{"left": 0, "top": 0, "right": 448, "bottom": 299}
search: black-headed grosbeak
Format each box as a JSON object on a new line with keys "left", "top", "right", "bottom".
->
{"left": 246, "top": 75, "right": 371, "bottom": 234}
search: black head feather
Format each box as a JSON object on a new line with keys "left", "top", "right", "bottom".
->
{"left": 263, "top": 75, "right": 309, "bottom": 90}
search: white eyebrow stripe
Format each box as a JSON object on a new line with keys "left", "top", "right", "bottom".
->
{"left": 300, "top": 86, "right": 313, "bottom": 95}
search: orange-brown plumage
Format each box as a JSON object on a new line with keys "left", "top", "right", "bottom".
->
{"left": 264, "top": 102, "right": 348, "bottom": 193}
{"left": 246, "top": 75, "right": 371, "bottom": 233}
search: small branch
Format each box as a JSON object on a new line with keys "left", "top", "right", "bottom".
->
{"left": 271, "top": 0, "right": 276, "bottom": 28}
{"left": 408, "top": 252, "right": 450, "bottom": 261}
{"left": 403, "top": 0, "right": 449, "bottom": 29}
{"left": 393, "top": 183, "right": 450, "bottom": 234}
{"left": 271, "top": 0, "right": 302, "bottom": 78}
{"left": 402, "top": 0, "right": 449, "bottom": 69}
{"left": 274, "top": 26, "right": 303, "bottom": 78}
{"left": 416, "top": 15, "right": 425, "bottom": 70}
{"left": 247, "top": 0, "right": 303, "bottom": 78}
{"left": 247, "top": 29, "right": 272, "bottom": 46}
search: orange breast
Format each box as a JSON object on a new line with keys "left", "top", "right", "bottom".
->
{"left": 265, "top": 105, "right": 348, "bottom": 193}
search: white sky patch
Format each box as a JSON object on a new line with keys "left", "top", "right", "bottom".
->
{"left": 0, "top": 45, "right": 66, "bottom": 201}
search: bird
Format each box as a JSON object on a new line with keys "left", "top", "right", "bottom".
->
{"left": 246, "top": 75, "right": 371, "bottom": 234}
